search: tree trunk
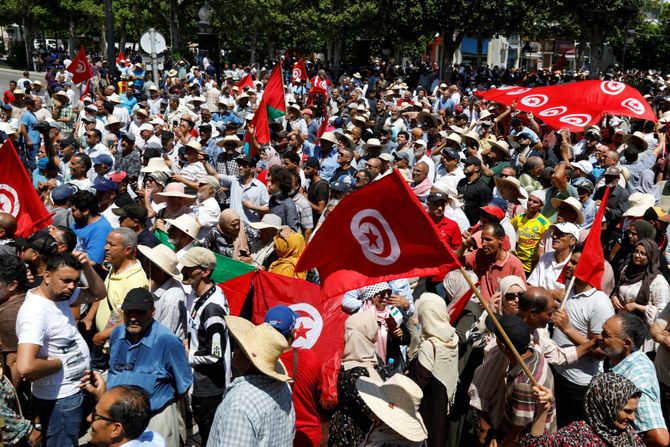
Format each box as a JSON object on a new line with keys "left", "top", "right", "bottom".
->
{"left": 266, "top": 30, "right": 274, "bottom": 59}
{"left": 68, "top": 16, "right": 76, "bottom": 58}
{"left": 333, "top": 35, "right": 344, "bottom": 79}
{"left": 476, "top": 37, "right": 483, "bottom": 67}
{"left": 394, "top": 42, "right": 404, "bottom": 64}
{"left": 439, "top": 30, "right": 464, "bottom": 81}
{"left": 170, "top": 0, "right": 181, "bottom": 51}
{"left": 326, "top": 39, "right": 333, "bottom": 62}
{"left": 249, "top": 33, "right": 257, "bottom": 65}
{"left": 21, "top": 20, "right": 33, "bottom": 71}
{"left": 580, "top": 19, "right": 606, "bottom": 80}
{"left": 101, "top": 22, "right": 107, "bottom": 56}
{"left": 118, "top": 18, "right": 127, "bottom": 58}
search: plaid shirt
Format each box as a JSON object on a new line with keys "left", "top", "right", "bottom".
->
{"left": 208, "top": 374, "right": 295, "bottom": 447}
{"left": 56, "top": 102, "right": 75, "bottom": 133}
{"left": 215, "top": 152, "right": 241, "bottom": 205}
{"left": 612, "top": 350, "right": 667, "bottom": 433}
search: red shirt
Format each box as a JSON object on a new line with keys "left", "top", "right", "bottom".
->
{"left": 3, "top": 90, "right": 14, "bottom": 105}
{"left": 431, "top": 216, "right": 462, "bottom": 281}
{"left": 280, "top": 348, "right": 322, "bottom": 447}
{"left": 464, "top": 249, "right": 526, "bottom": 302}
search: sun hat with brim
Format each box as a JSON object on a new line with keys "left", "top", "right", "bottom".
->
{"left": 105, "top": 116, "right": 122, "bottom": 130}
{"left": 448, "top": 125, "right": 465, "bottom": 136}
{"left": 461, "top": 131, "right": 480, "bottom": 147}
{"left": 216, "top": 135, "right": 244, "bottom": 148}
{"left": 166, "top": 214, "right": 201, "bottom": 239}
{"left": 623, "top": 131, "right": 648, "bottom": 151}
{"left": 249, "top": 213, "right": 282, "bottom": 231}
{"left": 318, "top": 132, "right": 337, "bottom": 145}
{"left": 356, "top": 374, "right": 427, "bottom": 442}
{"left": 446, "top": 133, "right": 463, "bottom": 148}
{"left": 0, "top": 123, "right": 18, "bottom": 138}
{"left": 184, "top": 140, "right": 205, "bottom": 154}
{"left": 432, "top": 183, "right": 464, "bottom": 208}
{"left": 288, "top": 103, "right": 303, "bottom": 118}
{"left": 225, "top": 316, "right": 292, "bottom": 382}
{"left": 140, "top": 157, "right": 172, "bottom": 173}
{"left": 623, "top": 192, "right": 656, "bottom": 218}
{"left": 494, "top": 176, "right": 528, "bottom": 200}
{"left": 550, "top": 196, "right": 584, "bottom": 225}
{"left": 198, "top": 175, "right": 220, "bottom": 190}
{"left": 362, "top": 138, "right": 387, "bottom": 151}
{"left": 489, "top": 140, "right": 511, "bottom": 158}
{"left": 187, "top": 96, "right": 206, "bottom": 105}
{"left": 153, "top": 183, "right": 197, "bottom": 205}
{"left": 53, "top": 90, "right": 68, "bottom": 101}
{"left": 137, "top": 244, "right": 182, "bottom": 280}
{"left": 334, "top": 132, "right": 355, "bottom": 149}
{"left": 351, "top": 116, "right": 368, "bottom": 128}
{"left": 417, "top": 110, "right": 438, "bottom": 128}
{"left": 108, "top": 93, "right": 122, "bottom": 104}
{"left": 479, "top": 110, "right": 492, "bottom": 121}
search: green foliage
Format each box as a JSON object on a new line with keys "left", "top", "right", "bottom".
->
{"left": 610, "top": 6, "right": 670, "bottom": 72}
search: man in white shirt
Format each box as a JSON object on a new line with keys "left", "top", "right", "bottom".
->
{"left": 528, "top": 222, "right": 578, "bottom": 296}
{"left": 16, "top": 251, "right": 107, "bottom": 446}
{"left": 192, "top": 176, "right": 221, "bottom": 241}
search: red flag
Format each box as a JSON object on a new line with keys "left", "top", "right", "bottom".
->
{"left": 573, "top": 186, "right": 610, "bottom": 289}
{"left": 316, "top": 115, "right": 330, "bottom": 139}
{"left": 479, "top": 81, "right": 656, "bottom": 131}
{"left": 292, "top": 58, "right": 308, "bottom": 82}
{"left": 235, "top": 73, "right": 255, "bottom": 91}
{"left": 552, "top": 53, "right": 567, "bottom": 71}
{"left": 116, "top": 50, "right": 127, "bottom": 67}
{"left": 80, "top": 80, "right": 91, "bottom": 101}
{"left": 296, "top": 171, "right": 461, "bottom": 298}
{"left": 249, "top": 64, "right": 286, "bottom": 146}
{"left": 218, "top": 271, "right": 255, "bottom": 316}
{"left": 66, "top": 47, "right": 93, "bottom": 85}
{"left": 0, "top": 141, "right": 53, "bottom": 237}
{"left": 310, "top": 75, "right": 331, "bottom": 92}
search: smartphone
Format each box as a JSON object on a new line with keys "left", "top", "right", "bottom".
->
{"left": 385, "top": 317, "right": 398, "bottom": 333}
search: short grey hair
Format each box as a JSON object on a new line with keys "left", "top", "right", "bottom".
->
{"left": 111, "top": 227, "right": 137, "bottom": 251}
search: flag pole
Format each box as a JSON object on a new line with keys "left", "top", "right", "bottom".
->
{"left": 559, "top": 275, "right": 576, "bottom": 311}
{"left": 457, "top": 266, "right": 540, "bottom": 387}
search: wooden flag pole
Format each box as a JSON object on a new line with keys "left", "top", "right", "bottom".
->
{"left": 559, "top": 275, "right": 576, "bottom": 311}
{"left": 458, "top": 266, "right": 540, "bottom": 387}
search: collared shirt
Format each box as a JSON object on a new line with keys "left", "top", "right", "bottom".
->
{"left": 292, "top": 192, "right": 314, "bottom": 233}
{"left": 208, "top": 374, "right": 295, "bottom": 447}
{"left": 192, "top": 197, "right": 221, "bottom": 241}
{"left": 215, "top": 152, "right": 242, "bottom": 206}
{"left": 218, "top": 175, "right": 270, "bottom": 223}
{"left": 123, "top": 431, "right": 166, "bottom": 446}
{"left": 153, "top": 277, "right": 188, "bottom": 341}
{"left": 551, "top": 287, "right": 614, "bottom": 386}
{"left": 464, "top": 250, "right": 526, "bottom": 302}
{"left": 95, "top": 260, "right": 149, "bottom": 333}
{"left": 56, "top": 102, "right": 75, "bottom": 133}
{"left": 457, "top": 175, "right": 493, "bottom": 226}
{"left": 108, "top": 321, "right": 193, "bottom": 411}
{"left": 612, "top": 350, "right": 667, "bottom": 433}
{"left": 302, "top": 142, "right": 339, "bottom": 183}
{"left": 527, "top": 251, "right": 569, "bottom": 290}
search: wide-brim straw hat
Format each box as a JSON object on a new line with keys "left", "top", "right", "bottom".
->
{"left": 225, "top": 316, "right": 292, "bottom": 382}
{"left": 362, "top": 138, "right": 387, "bottom": 151}
{"left": 494, "top": 176, "right": 528, "bottom": 201}
{"left": 417, "top": 110, "right": 438, "bottom": 128}
{"left": 216, "top": 135, "right": 244, "bottom": 148}
{"left": 137, "top": 244, "right": 182, "bottom": 279}
{"left": 105, "top": 116, "right": 122, "bottom": 130}
{"left": 188, "top": 96, "right": 206, "bottom": 105}
{"left": 108, "top": 93, "right": 122, "bottom": 104}
{"left": 140, "top": 157, "right": 172, "bottom": 173}
{"left": 334, "top": 132, "right": 355, "bottom": 149}
{"left": 623, "top": 131, "right": 648, "bottom": 151}
{"left": 351, "top": 115, "right": 368, "bottom": 128}
{"left": 550, "top": 196, "right": 584, "bottom": 225}
{"left": 165, "top": 214, "right": 201, "bottom": 239}
{"left": 288, "top": 103, "right": 303, "bottom": 118}
{"left": 184, "top": 140, "right": 205, "bottom": 154}
{"left": 318, "top": 132, "right": 337, "bottom": 145}
{"left": 153, "top": 183, "right": 197, "bottom": 205}
{"left": 356, "top": 374, "right": 427, "bottom": 442}
{"left": 489, "top": 139, "right": 511, "bottom": 158}
{"left": 623, "top": 192, "right": 656, "bottom": 217}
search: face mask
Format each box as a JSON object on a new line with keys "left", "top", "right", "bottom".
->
{"left": 272, "top": 189, "right": 282, "bottom": 197}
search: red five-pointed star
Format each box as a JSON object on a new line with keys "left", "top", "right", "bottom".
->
{"left": 363, "top": 228, "right": 379, "bottom": 249}
{"left": 294, "top": 321, "right": 310, "bottom": 340}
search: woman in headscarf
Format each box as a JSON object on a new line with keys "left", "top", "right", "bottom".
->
{"left": 360, "top": 282, "right": 410, "bottom": 371}
{"left": 329, "top": 312, "right": 389, "bottom": 447}
{"left": 609, "top": 220, "right": 657, "bottom": 280}
{"left": 268, "top": 232, "right": 307, "bottom": 279}
{"left": 200, "top": 208, "right": 255, "bottom": 261}
{"left": 407, "top": 293, "right": 459, "bottom": 447}
{"left": 611, "top": 239, "right": 669, "bottom": 351}
{"left": 521, "top": 372, "right": 644, "bottom": 447}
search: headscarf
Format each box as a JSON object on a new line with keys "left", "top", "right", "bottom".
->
{"left": 637, "top": 170, "right": 661, "bottom": 206}
{"left": 268, "top": 232, "right": 307, "bottom": 279}
{"left": 360, "top": 282, "right": 393, "bottom": 362}
{"left": 261, "top": 146, "right": 282, "bottom": 169}
{"left": 617, "top": 239, "right": 661, "bottom": 306}
{"left": 584, "top": 372, "right": 641, "bottom": 447}
{"left": 218, "top": 209, "right": 249, "bottom": 260}
{"left": 630, "top": 220, "right": 656, "bottom": 242}
{"left": 411, "top": 176, "right": 432, "bottom": 200}
{"left": 341, "top": 312, "right": 382, "bottom": 381}
{"left": 415, "top": 293, "right": 459, "bottom": 410}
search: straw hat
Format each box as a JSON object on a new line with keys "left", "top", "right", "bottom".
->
{"left": 187, "top": 96, "right": 206, "bottom": 105}
{"left": 140, "top": 157, "right": 172, "bottom": 173}
{"left": 623, "top": 192, "right": 656, "bottom": 217}
{"left": 351, "top": 115, "right": 368, "bottom": 128}
{"left": 494, "top": 176, "right": 528, "bottom": 201}
{"left": 362, "top": 138, "right": 387, "bottom": 151}
{"left": 288, "top": 103, "right": 303, "bottom": 118}
{"left": 0, "top": 123, "right": 19, "bottom": 139}
{"left": 623, "top": 131, "right": 648, "bottom": 151}
{"left": 334, "top": 131, "right": 355, "bottom": 149}
{"left": 108, "top": 93, "right": 122, "bottom": 104}
{"left": 168, "top": 69, "right": 178, "bottom": 77}
{"left": 184, "top": 140, "right": 205, "bottom": 154}
{"left": 356, "top": 374, "right": 427, "bottom": 442}
{"left": 225, "top": 316, "right": 292, "bottom": 382}
{"left": 153, "top": 183, "right": 197, "bottom": 205}
{"left": 317, "top": 132, "right": 337, "bottom": 145}
{"left": 446, "top": 133, "right": 463, "bottom": 148}
{"left": 449, "top": 125, "right": 465, "bottom": 135}
{"left": 550, "top": 196, "right": 584, "bottom": 225}
{"left": 53, "top": 90, "right": 68, "bottom": 101}
{"left": 417, "top": 109, "right": 438, "bottom": 128}
{"left": 461, "top": 130, "right": 480, "bottom": 148}
{"left": 489, "top": 139, "right": 511, "bottom": 158}
{"left": 104, "top": 116, "right": 122, "bottom": 130}
{"left": 216, "top": 135, "right": 244, "bottom": 148}
{"left": 248, "top": 213, "right": 282, "bottom": 231}
{"left": 479, "top": 110, "right": 492, "bottom": 121}
{"left": 165, "top": 214, "right": 201, "bottom": 239}
{"left": 137, "top": 244, "right": 182, "bottom": 279}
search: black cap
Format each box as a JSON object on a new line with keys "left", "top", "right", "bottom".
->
{"left": 464, "top": 156, "right": 481, "bottom": 167}
{"left": 16, "top": 230, "right": 58, "bottom": 257}
{"left": 235, "top": 155, "right": 255, "bottom": 166}
{"left": 304, "top": 157, "right": 320, "bottom": 168}
{"left": 112, "top": 203, "right": 148, "bottom": 222}
{"left": 161, "top": 131, "right": 175, "bottom": 141}
{"left": 427, "top": 192, "right": 447, "bottom": 203}
{"left": 143, "top": 146, "right": 162, "bottom": 159}
{"left": 276, "top": 130, "right": 289, "bottom": 140}
{"left": 120, "top": 288, "right": 154, "bottom": 311}
{"left": 60, "top": 136, "right": 79, "bottom": 149}
{"left": 485, "top": 314, "right": 531, "bottom": 353}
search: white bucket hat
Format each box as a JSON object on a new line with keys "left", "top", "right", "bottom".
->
{"left": 623, "top": 192, "right": 656, "bottom": 218}
{"left": 248, "top": 214, "right": 282, "bottom": 231}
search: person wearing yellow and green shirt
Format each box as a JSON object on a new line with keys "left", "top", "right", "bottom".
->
{"left": 510, "top": 189, "right": 551, "bottom": 273}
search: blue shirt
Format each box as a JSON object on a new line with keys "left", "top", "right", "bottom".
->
{"left": 107, "top": 321, "right": 193, "bottom": 411}
{"left": 71, "top": 216, "right": 113, "bottom": 264}
{"left": 303, "top": 141, "right": 339, "bottom": 183}
{"left": 120, "top": 93, "right": 138, "bottom": 116}
{"left": 133, "top": 69, "right": 145, "bottom": 90}
{"left": 20, "top": 110, "right": 39, "bottom": 145}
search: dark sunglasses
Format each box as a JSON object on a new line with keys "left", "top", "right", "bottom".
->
{"left": 505, "top": 292, "right": 522, "bottom": 301}
{"left": 91, "top": 412, "right": 117, "bottom": 423}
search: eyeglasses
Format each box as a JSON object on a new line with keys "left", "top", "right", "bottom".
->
{"left": 632, "top": 249, "right": 648, "bottom": 257}
{"left": 504, "top": 292, "right": 522, "bottom": 301}
{"left": 91, "top": 412, "right": 117, "bottom": 423}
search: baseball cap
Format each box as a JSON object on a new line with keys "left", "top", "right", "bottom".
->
{"left": 112, "top": 203, "right": 148, "bottom": 222}
{"left": 92, "top": 176, "right": 118, "bottom": 191}
{"left": 485, "top": 314, "right": 531, "bottom": 353}
{"left": 603, "top": 167, "right": 621, "bottom": 177}
{"left": 443, "top": 149, "right": 461, "bottom": 161}
{"left": 60, "top": 136, "right": 79, "bottom": 148}
{"left": 198, "top": 175, "right": 220, "bottom": 190}
{"left": 330, "top": 180, "right": 351, "bottom": 192}
{"left": 121, "top": 132, "right": 136, "bottom": 142}
{"left": 393, "top": 151, "right": 410, "bottom": 162}
{"left": 571, "top": 160, "right": 593, "bottom": 175}
{"left": 16, "top": 231, "right": 58, "bottom": 257}
{"left": 108, "top": 170, "right": 128, "bottom": 183}
{"left": 235, "top": 155, "right": 255, "bottom": 166}
{"left": 550, "top": 222, "right": 580, "bottom": 240}
{"left": 427, "top": 192, "right": 448, "bottom": 203}
{"left": 572, "top": 177, "right": 594, "bottom": 193}
{"left": 179, "top": 247, "right": 217, "bottom": 269}
{"left": 463, "top": 156, "right": 481, "bottom": 167}
{"left": 644, "top": 206, "right": 670, "bottom": 223}
{"left": 51, "top": 184, "right": 77, "bottom": 202}
{"left": 264, "top": 305, "right": 300, "bottom": 335}
{"left": 120, "top": 288, "right": 154, "bottom": 312}
{"left": 480, "top": 204, "right": 505, "bottom": 221}
{"left": 91, "top": 154, "right": 114, "bottom": 167}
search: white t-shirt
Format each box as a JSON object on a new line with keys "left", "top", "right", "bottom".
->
{"left": 16, "top": 288, "right": 90, "bottom": 400}
{"left": 527, "top": 251, "right": 570, "bottom": 291}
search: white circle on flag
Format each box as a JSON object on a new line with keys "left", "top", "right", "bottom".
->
{"left": 292, "top": 68, "right": 301, "bottom": 80}
{"left": 0, "top": 184, "right": 20, "bottom": 217}
{"left": 559, "top": 114, "right": 592, "bottom": 126}
{"left": 505, "top": 88, "right": 530, "bottom": 96}
{"left": 538, "top": 106, "right": 567, "bottom": 117}
{"left": 600, "top": 81, "right": 625, "bottom": 95}
{"left": 76, "top": 60, "right": 87, "bottom": 74}
{"left": 520, "top": 94, "right": 548, "bottom": 107}
{"left": 289, "top": 303, "right": 323, "bottom": 349}
{"left": 496, "top": 86, "right": 518, "bottom": 91}
{"left": 350, "top": 209, "right": 401, "bottom": 265}
{"left": 621, "top": 98, "right": 645, "bottom": 115}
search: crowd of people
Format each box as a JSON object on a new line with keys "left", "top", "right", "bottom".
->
{"left": 2, "top": 53, "right": 670, "bottom": 447}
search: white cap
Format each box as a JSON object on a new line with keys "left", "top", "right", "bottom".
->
{"left": 550, "top": 222, "right": 580, "bottom": 241}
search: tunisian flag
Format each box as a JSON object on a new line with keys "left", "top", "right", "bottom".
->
{"left": 66, "top": 47, "right": 93, "bottom": 85}
{"left": 235, "top": 72, "right": 255, "bottom": 91}
{"left": 292, "top": 58, "right": 308, "bottom": 82}
{"left": 296, "top": 171, "right": 461, "bottom": 298}
{"left": 573, "top": 186, "right": 610, "bottom": 289}
{"left": 0, "top": 141, "right": 53, "bottom": 237}
{"left": 478, "top": 80, "right": 656, "bottom": 131}
{"left": 249, "top": 63, "right": 286, "bottom": 146}
{"left": 116, "top": 50, "right": 128, "bottom": 67}
{"left": 220, "top": 270, "right": 348, "bottom": 403}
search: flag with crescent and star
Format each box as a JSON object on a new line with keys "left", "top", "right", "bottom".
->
{"left": 66, "top": 47, "right": 93, "bottom": 85}
{"left": 296, "top": 170, "right": 461, "bottom": 298}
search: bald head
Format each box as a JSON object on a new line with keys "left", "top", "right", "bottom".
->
{"left": 518, "top": 287, "right": 554, "bottom": 330}
{"left": 0, "top": 213, "right": 17, "bottom": 239}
